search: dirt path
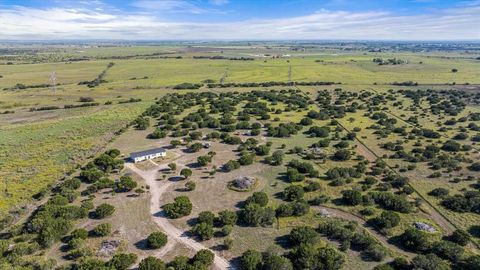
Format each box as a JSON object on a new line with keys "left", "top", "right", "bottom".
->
{"left": 125, "top": 162, "right": 236, "bottom": 270}
{"left": 314, "top": 205, "right": 415, "bottom": 258}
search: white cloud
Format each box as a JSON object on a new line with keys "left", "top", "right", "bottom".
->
{"left": 132, "top": 0, "right": 208, "bottom": 14}
{"left": 0, "top": 4, "right": 479, "bottom": 40}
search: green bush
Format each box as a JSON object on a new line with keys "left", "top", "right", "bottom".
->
{"left": 139, "top": 256, "right": 166, "bottom": 270}
{"left": 147, "top": 231, "right": 168, "bottom": 249}
{"left": 108, "top": 253, "right": 138, "bottom": 270}
{"left": 93, "top": 223, "right": 112, "bottom": 237}
{"left": 95, "top": 203, "right": 115, "bottom": 219}
{"left": 163, "top": 196, "right": 192, "bottom": 218}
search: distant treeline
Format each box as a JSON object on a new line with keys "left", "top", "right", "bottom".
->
{"left": 4, "top": 83, "right": 51, "bottom": 91}
{"left": 78, "top": 62, "right": 114, "bottom": 88}
{"left": 118, "top": 97, "right": 142, "bottom": 103}
{"left": 28, "top": 98, "right": 142, "bottom": 112}
{"left": 173, "top": 83, "right": 203, "bottom": 89}
{"left": 193, "top": 56, "right": 254, "bottom": 61}
{"left": 68, "top": 52, "right": 181, "bottom": 61}
{"left": 207, "top": 81, "right": 338, "bottom": 88}
{"left": 29, "top": 102, "right": 100, "bottom": 111}
{"left": 390, "top": 81, "right": 419, "bottom": 86}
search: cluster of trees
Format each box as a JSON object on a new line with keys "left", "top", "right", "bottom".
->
{"left": 69, "top": 248, "right": 215, "bottom": 270}
{"left": 373, "top": 58, "right": 407, "bottom": 65}
{"left": 191, "top": 209, "right": 237, "bottom": 241}
{"left": 267, "top": 122, "right": 302, "bottom": 137}
{"left": 318, "top": 219, "right": 387, "bottom": 262}
{"left": 134, "top": 116, "right": 150, "bottom": 130}
{"left": 384, "top": 227, "right": 479, "bottom": 269}
{"left": 241, "top": 192, "right": 276, "bottom": 227}
{"left": 325, "top": 165, "right": 364, "bottom": 186}
{"left": 287, "top": 159, "right": 319, "bottom": 178}
{"left": 22, "top": 149, "right": 123, "bottom": 249}
{"left": 441, "top": 191, "right": 480, "bottom": 214}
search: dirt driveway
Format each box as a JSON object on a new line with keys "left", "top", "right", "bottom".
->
{"left": 125, "top": 158, "right": 237, "bottom": 270}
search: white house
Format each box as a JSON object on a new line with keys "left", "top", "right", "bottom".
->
{"left": 130, "top": 147, "right": 166, "bottom": 163}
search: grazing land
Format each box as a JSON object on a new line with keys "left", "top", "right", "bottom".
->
{"left": 1, "top": 42, "right": 480, "bottom": 270}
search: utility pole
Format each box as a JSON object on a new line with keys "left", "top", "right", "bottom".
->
{"left": 49, "top": 71, "right": 57, "bottom": 93}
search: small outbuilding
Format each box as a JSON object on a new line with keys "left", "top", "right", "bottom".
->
{"left": 130, "top": 147, "right": 166, "bottom": 163}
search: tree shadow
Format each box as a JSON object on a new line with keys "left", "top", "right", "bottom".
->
{"left": 211, "top": 244, "right": 225, "bottom": 251}
{"left": 134, "top": 239, "right": 149, "bottom": 250}
{"left": 469, "top": 225, "right": 480, "bottom": 238}
{"left": 273, "top": 191, "right": 284, "bottom": 200}
{"left": 168, "top": 176, "right": 184, "bottom": 182}
{"left": 186, "top": 162, "right": 201, "bottom": 169}
{"left": 274, "top": 234, "right": 291, "bottom": 249}
{"left": 330, "top": 197, "right": 344, "bottom": 206}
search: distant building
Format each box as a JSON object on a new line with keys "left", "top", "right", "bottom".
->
{"left": 130, "top": 147, "right": 166, "bottom": 163}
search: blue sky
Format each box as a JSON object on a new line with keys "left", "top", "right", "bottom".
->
{"left": 0, "top": 0, "right": 479, "bottom": 40}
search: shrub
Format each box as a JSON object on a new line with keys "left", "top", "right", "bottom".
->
{"left": 441, "top": 140, "right": 461, "bottom": 152}
{"left": 217, "top": 210, "right": 237, "bottom": 226}
{"left": 224, "top": 160, "right": 241, "bottom": 172}
{"left": 163, "top": 196, "right": 192, "bottom": 218}
{"left": 240, "top": 249, "right": 262, "bottom": 270}
{"left": 193, "top": 249, "right": 215, "bottom": 266}
{"left": 115, "top": 175, "right": 137, "bottom": 192}
{"left": 93, "top": 223, "right": 112, "bottom": 237}
{"left": 147, "top": 129, "right": 167, "bottom": 139}
{"left": 198, "top": 211, "right": 215, "bottom": 225}
{"left": 95, "top": 203, "right": 115, "bottom": 219}
{"left": 262, "top": 252, "right": 293, "bottom": 270}
{"left": 411, "top": 253, "right": 449, "bottom": 270}
{"left": 270, "top": 150, "right": 284, "bottom": 165}
{"left": 372, "top": 211, "right": 400, "bottom": 229}
{"left": 185, "top": 181, "right": 196, "bottom": 191}
{"left": 224, "top": 238, "right": 234, "bottom": 250}
{"left": 192, "top": 222, "right": 214, "bottom": 240}
{"left": 342, "top": 190, "right": 362, "bottom": 206}
{"left": 332, "top": 149, "right": 351, "bottom": 161}
{"left": 468, "top": 162, "right": 480, "bottom": 172}
{"left": 108, "top": 253, "right": 138, "bottom": 270}
{"left": 429, "top": 188, "right": 449, "bottom": 197}
{"left": 286, "top": 168, "right": 305, "bottom": 182}
{"left": 180, "top": 168, "right": 192, "bottom": 179}
{"left": 246, "top": 192, "right": 269, "bottom": 207}
{"left": 449, "top": 229, "right": 470, "bottom": 246}
{"left": 197, "top": 155, "right": 212, "bottom": 166}
{"left": 363, "top": 244, "right": 387, "bottom": 262}
{"left": 399, "top": 228, "right": 432, "bottom": 252}
{"left": 241, "top": 203, "right": 275, "bottom": 227}
{"left": 70, "top": 228, "right": 88, "bottom": 240}
{"left": 284, "top": 185, "right": 305, "bottom": 201}
{"left": 147, "top": 231, "right": 168, "bottom": 249}
{"left": 139, "top": 256, "right": 166, "bottom": 270}
{"left": 289, "top": 226, "right": 318, "bottom": 245}
{"left": 431, "top": 240, "right": 464, "bottom": 262}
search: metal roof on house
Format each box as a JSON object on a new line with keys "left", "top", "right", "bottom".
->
{"left": 130, "top": 147, "right": 166, "bottom": 158}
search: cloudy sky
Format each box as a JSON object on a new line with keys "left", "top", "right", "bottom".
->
{"left": 0, "top": 0, "right": 479, "bottom": 40}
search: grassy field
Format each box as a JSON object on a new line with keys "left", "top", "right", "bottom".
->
{"left": 0, "top": 102, "right": 149, "bottom": 212}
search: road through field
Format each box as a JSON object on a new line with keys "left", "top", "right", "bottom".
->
{"left": 125, "top": 162, "right": 236, "bottom": 270}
